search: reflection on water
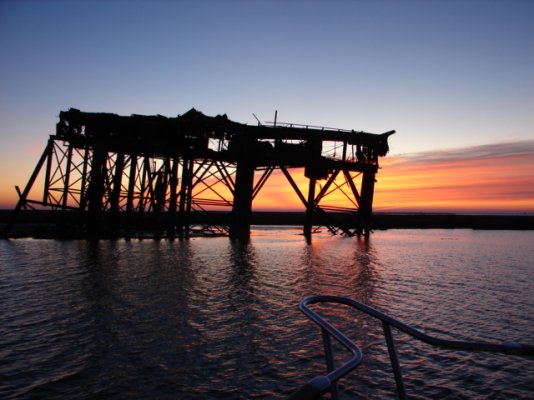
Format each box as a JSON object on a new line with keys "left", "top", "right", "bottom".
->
{"left": 1, "top": 229, "right": 533, "bottom": 399}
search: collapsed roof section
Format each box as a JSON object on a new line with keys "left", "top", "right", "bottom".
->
{"left": 56, "top": 108, "right": 394, "bottom": 169}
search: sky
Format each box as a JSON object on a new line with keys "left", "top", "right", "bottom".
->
{"left": 1, "top": 0, "right": 533, "bottom": 213}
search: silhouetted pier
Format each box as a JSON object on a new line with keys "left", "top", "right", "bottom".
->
{"left": 5, "top": 108, "right": 394, "bottom": 240}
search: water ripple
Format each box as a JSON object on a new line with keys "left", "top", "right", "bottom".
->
{"left": 1, "top": 229, "right": 533, "bottom": 399}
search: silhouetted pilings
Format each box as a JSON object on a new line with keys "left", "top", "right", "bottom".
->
{"left": 5, "top": 108, "right": 395, "bottom": 240}
{"left": 3, "top": 211, "right": 533, "bottom": 239}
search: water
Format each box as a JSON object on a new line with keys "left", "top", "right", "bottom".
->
{"left": 1, "top": 228, "right": 533, "bottom": 399}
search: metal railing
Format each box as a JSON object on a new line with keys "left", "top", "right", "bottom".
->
{"left": 289, "top": 295, "right": 534, "bottom": 400}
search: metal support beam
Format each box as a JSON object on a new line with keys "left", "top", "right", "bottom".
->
{"left": 61, "top": 145, "right": 74, "bottom": 211}
{"left": 230, "top": 158, "right": 255, "bottom": 241}
{"left": 178, "top": 158, "right": 193, "bottom": 237}
{"left": 358, "top": 169, "right": 376, "bottom": 236}
{"left": 110, "top": 153, "right": 124, "bottom": 214}
{"left": 304, "top": 177, "right": 316, "bottom": 240}
{"left": 79, "top": 147, "right": 90, "bottom": 212}
{"left": 109, "top": 152, "right": 124, "bottom": 233}
{"left": 126, "top": 155, "right": 137, "bottom": 215}
{"left": 42, "top": 140, "right": 54, "bottom": 206}
{"left": 4, "top": 137, "right": 54, "bottom": 236}
{"left": 167, "top": 157, "right": 179, "bottom": 235}
{"left": 86, "top": 148, "right": 107, "bottom": 237}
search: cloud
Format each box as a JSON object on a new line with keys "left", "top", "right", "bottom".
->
{"left": 387, "top": 140, "right": 534, "bottom": 165}
{"left": 375, "top": 140, "right": 534, "bottom": 213}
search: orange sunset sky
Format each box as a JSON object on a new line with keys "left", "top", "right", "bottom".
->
{"left": 4, "top": 139, "right": 533, "bottom": 214}
{"left": 251, "top": 140, "right": 534, "bottom": 214}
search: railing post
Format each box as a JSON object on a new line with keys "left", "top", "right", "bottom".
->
{"left": 322, "top": 328, "right": 339, "bottom": 400}
{"left": 382, "top": 321, "right": 406, "bottom": 400}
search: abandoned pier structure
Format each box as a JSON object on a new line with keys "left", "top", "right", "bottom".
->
{"left": 7, "top": 108, "right": 394, "bottom": 240}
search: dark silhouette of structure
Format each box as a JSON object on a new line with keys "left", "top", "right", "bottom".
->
{"left": 6, "top": 108, "right": 394, "bottom": 240}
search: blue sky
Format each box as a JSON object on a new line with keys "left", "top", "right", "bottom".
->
{"left": 1, "top": 0, "right": 534, "bottom": 207}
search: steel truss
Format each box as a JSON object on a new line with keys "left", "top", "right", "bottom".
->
{"left": 6, "top": 108, "right": 394, "bottom": 239}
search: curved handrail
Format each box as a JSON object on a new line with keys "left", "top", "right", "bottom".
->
{"left": 287, "top": 297, "right": 364, "bottom": 400}
{"left": 289, "top": 295, "right": 534, "bottom": 400}
{"left": 302, "top": 295, "right": 534, "bottom": 356}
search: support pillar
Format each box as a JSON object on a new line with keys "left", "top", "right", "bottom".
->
{"left": 126, "top": 154, "right": 137, "bottom": 227}
{"left": 304, "top": 178, "right": 316, "bottom": 240}
{"left": 229, "top": 134, "right": 256, "bottom": 241}
{"left": 303, "top": 137, "right": 323, "bottom": 240}
{"left": 178, "top": 158, "right": 193, "bottom": 237}
{"left": 59, "top": 145, "right": 74, "bottom": 230}
{"left": 86, "top": 147, "right": 107, "bottom": 237}
{"left": 230, "top": 159, "right": 255, "bottom": 241}
{"left": 167, "top": 157, "right": 179, "bottom": 236}
{"left": 79, "top": 147, "right": 90, "bottom": 211}
{"left": 358, "top": 169, "right": 376, "bottom": 236}
{"left": 61, "top": 145, "right": 74, "bottom": 211}
{"left": 42, "top": 140, "right": 54, "bottom": 206}
{"left": 138, "top": 157, "right": 150, "bottom": 212}
{"left": 109, "top": 153, "right": 124, "bottom": 233}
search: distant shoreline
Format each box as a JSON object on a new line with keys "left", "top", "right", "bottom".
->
{"left": 371, "top": 212, "right": 534, "bottom": 230}
{"left": 1, "top": 209, "right": 533, "bottom": 238}
{"left": 252, "top": 211, "right": 534, "bottom": 230}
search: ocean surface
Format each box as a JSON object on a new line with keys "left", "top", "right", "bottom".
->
{"left": 1, "top": 228, "right": 533, "bottom": 399}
